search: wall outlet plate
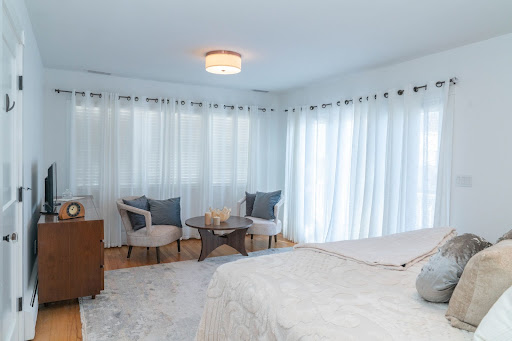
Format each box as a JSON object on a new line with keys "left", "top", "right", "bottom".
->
{"left": 456, "top": 175, "right": 472, "bottom": 187}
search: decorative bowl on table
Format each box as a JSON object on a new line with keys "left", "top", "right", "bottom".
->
{"left": 209, "top": 207, "right": 231, "bottom": 222}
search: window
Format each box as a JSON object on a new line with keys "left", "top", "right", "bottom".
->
{"left": 74, "top": 103, "right": 103, "bottom": 188}
{"left": 416, "top": 108, "right": 441, "bottom": 228}
{"left": 72, "top": 97, "right": 251, "bottom": 191}
{"left": 237, "top": 116, "right": 250, "bottom": 184}
{"left": 180, "top": 111, "right": 203, "bottom": 185}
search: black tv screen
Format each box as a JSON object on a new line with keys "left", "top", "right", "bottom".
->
{"left": 44, "top": 162, "right": 57, "bottom": 213}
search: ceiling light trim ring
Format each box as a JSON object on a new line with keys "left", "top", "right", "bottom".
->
{"left": 205, "top": 50, "right": 241, "bottom": 58}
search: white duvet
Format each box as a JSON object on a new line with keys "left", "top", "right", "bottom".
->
{"left": 295, "top": 227, "right": 457, "bottom": 270}
{"left": 196, "top": 228, "right": 472, "bottom": 340}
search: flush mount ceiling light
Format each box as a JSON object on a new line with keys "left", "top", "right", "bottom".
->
{"left": 205, "top": 50, "right": 241, "bottom": 75}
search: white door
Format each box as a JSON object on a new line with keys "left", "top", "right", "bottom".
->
{"left": 0, "top": 1, "right": 23, "bottom": 340}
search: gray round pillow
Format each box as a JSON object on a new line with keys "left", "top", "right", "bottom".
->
{"left": 416, "top": 233, "right": 492, "bottom": 303}
{"left": 497, "top": 229, "right": 512, "bottom": 243}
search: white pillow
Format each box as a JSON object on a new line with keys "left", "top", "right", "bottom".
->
{"left": 474, "top": 285, "right": 512, "bottom": 340}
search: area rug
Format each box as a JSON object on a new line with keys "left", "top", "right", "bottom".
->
{"left": 79, "top": 247, "right": 292, "bottom": 341}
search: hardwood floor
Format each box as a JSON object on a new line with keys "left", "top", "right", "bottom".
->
{"left": 34, "top": 233, "right": 294, "bottom": 341}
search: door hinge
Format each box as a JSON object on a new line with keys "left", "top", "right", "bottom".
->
{"left": 18, "top": 75, "right": 23, "bottom": 91}
{"left": 18, "top": 297, "right": 22, "bottom": 312}
{"left": 18, "top": 187, "right": 31, "bottom": 202}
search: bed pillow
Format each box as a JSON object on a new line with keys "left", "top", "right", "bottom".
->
{"left": 148, "top": 197, "right": 182, "bottom": 227}
{"left": 474, "top": 285, "right": 512, "bottom": 341}
{"left": 416, "top": 234, "right": 491, "bottom": 303}
{"left": 245, "top": 192, "right": 256, "bottom": 216}
{"left": 446, "top": 240, "right": 512, "bottom": 332}
{"left": 122, "top": 195, "right": 149, "bottom": 231}
{"left": 497, "top": 229, "right": 512, "bottom": 243}
{"left": 251, "top": 190, "right": 281, "bottom": 220}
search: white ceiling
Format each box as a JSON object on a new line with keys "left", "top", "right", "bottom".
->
{"left": 25, "top": 0, "right": 512, "bottom": 92}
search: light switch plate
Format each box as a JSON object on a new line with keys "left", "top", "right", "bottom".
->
{"left": 456, "top": 175, "right": 472, "bottom": 187}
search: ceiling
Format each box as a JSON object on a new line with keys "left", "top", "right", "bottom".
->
{"left": 25, "top": 0, "right": 512, "bottom": 92}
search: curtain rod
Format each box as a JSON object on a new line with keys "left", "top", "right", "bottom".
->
{"left": 284, "top": 77, "right": 458, "bottom": 112}
{"left": 54, "top": 89, "right": 275, "bottom": 112}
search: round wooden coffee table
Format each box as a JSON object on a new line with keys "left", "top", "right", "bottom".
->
{"left": 185, "top": 216, "right": 253, "bottom": 261}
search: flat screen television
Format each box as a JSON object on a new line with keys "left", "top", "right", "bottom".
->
{"left": 44, "top": 162, "right": 58, "bottom": 214}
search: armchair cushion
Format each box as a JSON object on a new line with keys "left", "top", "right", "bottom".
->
{"left": 247, "top": 217, "right": 282, "bottom": 236}
{"left": 245, "top": 192, "right": 256, "bottom": 216}
{"left": 127, "top": 225, "right": 183, "bottom": 248}
{"left": 252, "top": 190, "right": 282, "bottom": 220}
{"left": 148, "top": 197, "right": 182, "bottom": 227}
{"left": 123, "top": 195, "right": 150, "bottom": 231}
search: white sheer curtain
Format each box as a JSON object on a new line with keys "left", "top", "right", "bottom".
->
{"left": 247, "top": 107, "right": 286, "bottom": 192}
{"left": 69, "top": 92, "right": 269, "bottom": 246}
{"left": 284, "top": 81, "right": 454, "bottom": 243}
{"left": 69, "top": 91, "right": 121, "bottom": 247}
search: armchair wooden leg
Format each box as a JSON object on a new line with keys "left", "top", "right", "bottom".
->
{"left": 147, "top": 247, "right": 149, "bottom": 251}
{"left": 177, "top": 239, "right": 181, "bottom": 252}
{"left": 268, "top": 236, "right": 272, "bottom": 249}
{"left": 156, "top": 247, "right": 161, "bottom": 263}
{"left": 127, "top": 245, "right": 133, "bottom": 258}
{"left": 274, "top": 235, "right": 277, "bottom": 243}
{"left": 251, "top": 234, "right": 254, "bottom": 240}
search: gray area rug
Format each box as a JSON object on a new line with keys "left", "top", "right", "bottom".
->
{"left": 79, "top": 247, "right": 292, "bottom": 341}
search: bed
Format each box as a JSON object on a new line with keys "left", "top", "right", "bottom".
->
{"left": 196, "top": 227, "right": 473, "bottom": 340}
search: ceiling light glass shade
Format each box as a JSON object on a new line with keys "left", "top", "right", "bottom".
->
{"left": 205, "top": 50, "right": 241, "bottom": 74}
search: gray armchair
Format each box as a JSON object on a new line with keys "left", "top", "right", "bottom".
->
{"left": 116, "top": 197, "right": 182, "bottom": 263}
{"left": 237, "top": 195, "right": 284, "bottom": 248}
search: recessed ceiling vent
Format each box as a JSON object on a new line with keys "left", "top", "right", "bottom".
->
{"left": 252, "top": 89, "right": 269, "bottom": 93}
{"left": 87, "top": 70, "right": 111, "bottom": 76}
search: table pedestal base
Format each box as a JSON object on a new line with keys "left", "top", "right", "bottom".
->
{"left": 198, "top": 228, "right": 249, "bottom": 261}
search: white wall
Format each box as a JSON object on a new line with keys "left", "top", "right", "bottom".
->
{"left": 43, "top": 69, "right": 286, "bottom": 194}
{"left": 279, "top": 33, "right": 512, "bottom": 243}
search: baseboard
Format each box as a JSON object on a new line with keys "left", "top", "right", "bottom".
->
{"left": 23, "top": 260, "right": 38, "bottom": 340}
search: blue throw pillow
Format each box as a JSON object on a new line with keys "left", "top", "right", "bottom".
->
{"left": 148, "top": 197, "right": 182, "bottom": 227}
{"left": 245, "top": 192, "right": 257, "bottom": 216}
{"left": 251, "top": 190, "right": 281, "bottom": 220}
{"left": 122, "top": 195, "right": 149, "bottom": 231}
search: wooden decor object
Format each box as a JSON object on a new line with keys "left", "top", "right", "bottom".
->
{"left": 38, "top": 195, "right": 104, "bottom": 304}
{"left": 58, "top": 201, "right": 85, "bottom": 220}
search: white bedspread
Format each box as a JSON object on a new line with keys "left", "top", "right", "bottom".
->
{"left": 196, "top": 229, "right": 472, "bottom": 340}
{"left": 295, "top": 227, "right": 456, "bottom": 270}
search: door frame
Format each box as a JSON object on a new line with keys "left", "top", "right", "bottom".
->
{"left": 3, "top": 0, "right": 25, "bottom": 339}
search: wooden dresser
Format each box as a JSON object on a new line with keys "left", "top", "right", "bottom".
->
{"left": 38, "top": 195, "right": 104, "bottom": 304}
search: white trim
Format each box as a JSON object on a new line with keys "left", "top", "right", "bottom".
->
{"left": 15, "top": 30, "right": 24, "bottom": 341}
{"left": 22, "top": 261, "right": 38, "bottom": 340}
{"left": 3, "top": 0, "right": 24, "bottom": 45}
